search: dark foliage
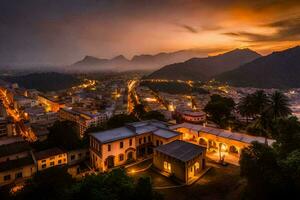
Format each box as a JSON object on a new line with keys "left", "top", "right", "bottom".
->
{"left": 2, "top": 72, "right": 81, "bottom": 92}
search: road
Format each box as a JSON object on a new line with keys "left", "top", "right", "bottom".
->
{"left": 0, "top": 88, "right": 37, "bottom": 142}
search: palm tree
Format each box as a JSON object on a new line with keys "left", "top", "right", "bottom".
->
{"left": 252, "top": 90, "right": 270, "bottom": 115}
{"left": 238, "top": 94, "right": 255, "bottom": 123}
{"left": 269, "top": 91, "right": 292, "bottom": 120}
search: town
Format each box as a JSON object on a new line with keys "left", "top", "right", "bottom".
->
{"left": 0, "top": 73, "right": 286, "bottom": 199}
{"left": 1, "top": 1, "right": 300, "bottom": 200}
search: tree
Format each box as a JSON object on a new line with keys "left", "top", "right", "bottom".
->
{"left": 251, "top": 90, "right": 270, "bottom": 116}
{"left": 271, "top": 116, "right": 300, "bottom": 157}
{"left": 142, "top": 111, "right": 165, "bottom": 121}
{"left": 204, "top": 94, "right": 235, "bottom": 127}
{"left": 237, "top": 94, "right": 255, "bottom": 123}
{"left": 67, "top": 169, "right": 163, "bottom": 200}
{"left": 13, "top": 167, "right": 74, "bottom": 200}
{"left": 269, "top": 91, "right": 292, "bottom": 120}
{"left": 133, "top": 104, "right": 146, "bottom": 119}
{"left": 106, "top": 114, "right": 138, "bottom": 129}
{"left": 48, "top": 121, "right": 84, "bottom": 150}
{"left": 239, "top": 142, "right": 285, "bottom": 199}
{"left": 240, "top": 116, "right": 300, "bottom": 199}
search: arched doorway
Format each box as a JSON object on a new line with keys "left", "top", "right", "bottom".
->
{"left": 194, "top": 162, "right": 200, "bottom": 175}
{"left": 127, "top": 151, "right": 133, "bottom": 161}
{"left": 229, "top": 145, "right": 239, "bottom": 154}
{"left": 208, "top": 140, "right": 217, "bottom": 150}
{"left": 106, "top": 156, "right": 115, "bottom": 169}
{"left": 199, "top": 138, "right": 208, "bottom": 148}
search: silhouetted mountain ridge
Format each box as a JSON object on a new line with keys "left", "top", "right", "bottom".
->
{"left": 217, "top": 46, "right": 300, "bottom": 88}
{"left": 71, "top": 49, "right": 210, "bottom": 71}
{"left": 147, "top": 48, "right": 261, "bottom": 81}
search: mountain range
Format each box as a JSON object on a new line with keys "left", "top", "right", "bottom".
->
{"left": 71, "top": 50, "right": 209, "bottom": 71}
{"left": 217, "top": 46, "right": 300, "bottom": 89}
{"left": 147, "top": 49, "right": 261, "bottom": 81}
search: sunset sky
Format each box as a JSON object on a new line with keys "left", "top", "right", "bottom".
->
{"left": 1, "top": 0, "right": 300, "bottom": 65}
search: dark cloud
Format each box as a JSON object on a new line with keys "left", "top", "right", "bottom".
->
{"left": 223, "top": 16, "right": 300, "bottom": 42}
{"left": 176, "top": 23, "right": 198, "bottom": 33}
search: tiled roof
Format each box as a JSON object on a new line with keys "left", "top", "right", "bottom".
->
{"left": 34, "top": 147, "right": 65, "bottom": 160}
{"left": 0, "top": 156, "right": 34, "bottom": 172}
{"left": 170, "top": 123, "right": 276, "bottom": 145}
{"left": 0, "top": 141, "right": 31, "bottom": 157}
{"left": 155, "top": 140, "right": 205, "bottom": 162}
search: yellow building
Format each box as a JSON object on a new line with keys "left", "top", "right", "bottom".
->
{"left": 89, "top": 121, "right": 180, "bottom": 172}
{"left": 0, "top": 156, "right": 36, "bottom": 186}
{"left": 170, "top": 122, "right": 275, "bottom": 165}
{"left": 153, "top": 140, "right": 206, "bottom": 184}
{"left": 37, "top": 95, "right": 64, "bottom": 112}
{"left": 0, "top": 140, "right": 36, "bottom": 186}
{"left": 34, "top": 148, "right": 67, "bottom": 171}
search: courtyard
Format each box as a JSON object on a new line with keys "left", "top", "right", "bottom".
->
{"left": 128, "top": 159, "right": 245, "bottom": 200}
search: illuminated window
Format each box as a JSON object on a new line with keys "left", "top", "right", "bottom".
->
{"left": 50, "top": 161, "right": 54, "bottom": 166}
{"left": 163, "top": 161, "right": 171, "bottom": 172}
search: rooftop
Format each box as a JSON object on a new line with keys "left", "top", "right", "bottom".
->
{"left": 91, "top": 120, "right": 173, "bottom": 143}
{"left": 0, "top": 141, "right": 31, "bottom": 157}
{"left": 170, "top": 122, "right": 276, "bottom": 145}
{"left": 0, "top": 156, "right": 35, "bottom": 172}
{"left": 34, "top": 147, "right": 65, "bottom": 160}
{"left": 153, "top": 128, "right": 180, "bottom": 139}
{"left": 155, "top": 140, "right": 205, "bottom": 162}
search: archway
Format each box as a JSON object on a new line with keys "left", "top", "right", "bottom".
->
{"left": 106, "top": 156, "right": 115, "bottom": 169}
{"left": 229, "top": 145, "right": 239, "bottom": 154}
{"left": 208, "top": 140, "right": 217, "bottom": 150}
{"left": 194, "top": 162, "right": 200, "bottom": 175}
{"left": 199, "top": 138, "right": 208, "bottom": 148}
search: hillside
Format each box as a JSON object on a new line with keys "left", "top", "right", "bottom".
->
{"left": 2, "top": 72, "right": 81, "bottom": 92}
{"left": 217, "top": 46, "right": 300, "bottom": 89}
{"left": 71, "top": 49, "right": 208, "bottom": 71}
{"left": 147, "top": 49, "right": 261, "bottom": 81}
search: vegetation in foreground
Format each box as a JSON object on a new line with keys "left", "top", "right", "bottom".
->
{"left": 7, "top": 168, "right": 163, "bottom": 200}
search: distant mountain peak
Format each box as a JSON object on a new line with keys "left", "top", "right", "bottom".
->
{"left": 217, "top": 45, "right": 300, "bottom": 89}
{"left": 112, "top": 55, "right": 128, "bottom": 61}
{"left": 147, "top": 48, "right": 261, "bottom": 81}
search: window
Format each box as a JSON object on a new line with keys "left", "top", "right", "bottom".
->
{"left": 148, "top": 136, "right": 151, "bottom": 142}
{"left": 58, "top": 159, "right": 62, "bottom": 164}
{"left": 163, "top": 161, "right": 171, "bottom": 172}
{"left": 143, "top": 137, "right": 146, "bottom": 143}
{"left": 15, "top": 172, "right": 23, "bottom": 179}
{"left": 129, "top": 139, "right": 132, "bottom": 146}
{"left": 4, "top": 175, "right": 11, "bottom": 181}
{"left": 108, "top": 144, "right": 111, "bottom": 151}
{"left": 120, "top": 141, "right": 123, "bottom": 149}
{"left": 156, "top": 140, "right": 159, "bottom": 146}
{"left": 119, "top": 154, "right": 124, "bottom": 161}
{"left": 71, "top": 155, "right": 76, "bottom": 160}
{"left": 139, "top": 138, "right": 142, "bottom": 144}
{"left": 50, "top": 161, "right": 54, "bottom": 166}
{"left": 42, "top": 164, "right": 46, "bottom": 169}
{"left": 42, "top": 159, "right": 46, "bottom": 163}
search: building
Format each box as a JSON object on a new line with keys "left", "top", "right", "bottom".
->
{"left": 34, "top": 148, "right": 67, "bottom": 171}
{"left": 179, "top": 110, "right": 206, "bottom": 124}
{"left": 0, "top": 117, "right": 14, "bottom": 137}
{"left": 0, "top": 140, "right": 36, "bottom": 186}
{"left": 170, "top": 122, "right": 275, "bottom": 165}
{"left": 89, "top": 120, "right": 180, "bottom": 172}
{"left": 37, "top": 95, "right": 65, "bottom": 112}
{"left": 59, "top": 108, "right": 107, "bottom": 137}
{"left": 153, "top": 140, "right": 206, "bottom": 184}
